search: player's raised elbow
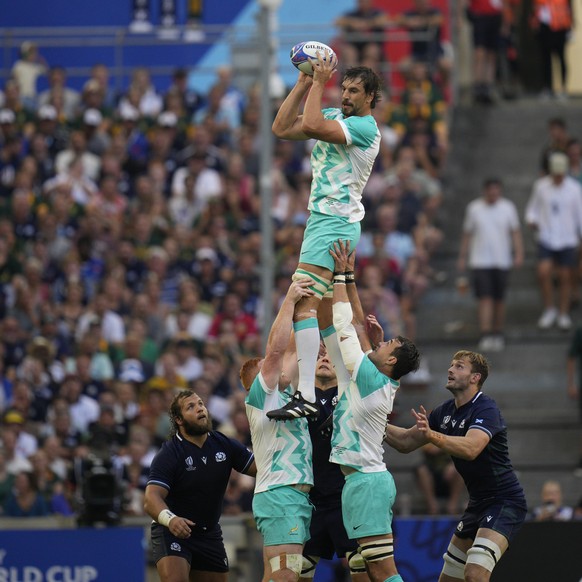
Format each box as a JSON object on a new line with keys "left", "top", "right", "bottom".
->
{"left": 272, "top": 120, "right": 285, "bottom": 138}
{"left": 300, "top": 118, "right": 322, "bottom": 138}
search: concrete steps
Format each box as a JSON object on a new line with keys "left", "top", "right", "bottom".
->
{"left": 391, "top": 97, "right": 582, "bottom": 510}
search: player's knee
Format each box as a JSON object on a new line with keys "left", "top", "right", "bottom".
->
{"left": 292, "top": 269, "right": 330, "bottom": 301}
{"left": 299, "top": 555, "right": 318, "bottom": 578}
{"left": 359, "top": 538, "right": 394, "bottom": 563}
{"left": 466, "top": 537, "right": 502, "bottom": 573}
{"left": 441, "top": 542, "right": 467, "bottom": 580}
{"left": 269, "top": 553, "right": 304, "bottom": 578}
{"left": 345, "top": 549, "right": 366, "bottom": 574}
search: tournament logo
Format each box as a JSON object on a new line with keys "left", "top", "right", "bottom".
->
{"left": 215, "top": 452, "right": 226, "bottom": 462}
{"left": 185, "top": 456, "right": 196, "bottom": 471}
{"left": 441, "top": 415, "right": 451, "bottom": 429}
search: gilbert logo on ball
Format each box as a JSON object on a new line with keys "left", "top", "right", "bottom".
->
{"left": 290, "top": 41, "right": 337, "bottom": 75}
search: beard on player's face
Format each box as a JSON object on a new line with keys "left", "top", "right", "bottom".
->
{"left": 180, "top": 416, "right": 212, "bottom": 436}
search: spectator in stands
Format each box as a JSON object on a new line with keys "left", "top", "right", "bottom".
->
{"left": 415, "top": 443, "right": 465, "bottom": 515}
{"left": 531, "top": 479, "right": 573, "bottom": 521}
{"left": 38, "top": 66, "right": 80, "bottom": 121}
{"left": 530, "top": 0, "right": 573, "bottom": 100}
{"left": 457, "top": 178, "right": 524, "bottom": 351}
{"left": 335, "top": 0, "right": 390, "bottom": 68}
{"left": 167, "top": 67, "right": 204, "bottom": 117}
{"left": 3, "top": 469, "right": 49, "bottom": 517}
{"left": 397, "top": 0, "right": 453, "bottom": 84}
{"left": 55, "top": 130, "right": 101, "bottom": 182}
{"left": 119, "top": 67, "right": 163, "bottom": 120}
{"left": 539, "top": 117, "right": 570, "bottom": 174}
{"left": 460, "top": 0, "right": 508, "bottom": 104}
{"left": 10, "top": 41, "right": 47, "bottom": 110}
{"left": 88, "top": 63, "right": 117, "bottom": 110}
{"left": 29, "top": 448, "right": 72, "bottom": 515}
{"left": 80, "top": 108, "right": 110, "bottom": 156}
{"left": 3, "top": 408, "right": 37, "bottom": 459}
{"left": 525, "top": 152, "right": 582, "bottom": 331}
{"left": 59, "top": 372, "right": 100, "bottom": 435}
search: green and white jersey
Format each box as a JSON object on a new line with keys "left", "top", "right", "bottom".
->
{"left": 245, "top": 373, "right": 313, "bottom": 493}
{"left": 330, "top": 355, "right": 399, "bottom": 473}
{"left": 308, "top": 108, "right": 380, "bottom": 223}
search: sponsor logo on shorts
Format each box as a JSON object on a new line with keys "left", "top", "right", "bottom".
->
{"left": 353, "top": 524, "right": 363, "bottom": 530}
{"left": 486, "top": 515, "right": 493, "bottom": 522}
{"left": 289, "top": 524, "right": 299, "bottom": 535}
{"left": 456, "top": 521, "right": 464, "bottom": 532}
{"left": 170, "top": 542, "right": 181, "bottom": 552}
{"left": 215, "top": 452, "right": 226, "bottom": 462}
{"left": 185, "top": 456, "right": 196, "bottom": 471}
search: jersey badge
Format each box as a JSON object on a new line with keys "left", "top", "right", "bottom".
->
{"left": 185, "top": 456, "right": 196, "bottom": 471}
{"left": 215, "top": 452, "right": 226, "bottom": 462}
{"left": 170, "top": 542, "right": 181, "bottom": 552}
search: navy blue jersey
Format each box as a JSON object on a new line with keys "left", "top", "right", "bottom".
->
{"left": 428, "top": 392, "right": 524, "bottom": 502}
{"left": 306, "top": 386, "right": 344, "bottom": 509}
{"left": 147, "top": 431, "right": 254, "bottom": 527}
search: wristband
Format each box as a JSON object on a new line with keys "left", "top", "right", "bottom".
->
{"left": 333, "top": 274, "right": 346, "bottom": 284}
{"left": 158, "top": 509, "right": 177, "bottom": 527}
{"left": 345, "top": 271, "right": 355, "bottom": 284}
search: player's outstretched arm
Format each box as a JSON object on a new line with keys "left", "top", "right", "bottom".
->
{"left": 413, "top": 406, "right": 490, "bottom": 460}
{"left": 384, "top": 419, "right": 428, "bottom": 453}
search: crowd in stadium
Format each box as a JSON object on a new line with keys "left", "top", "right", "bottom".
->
{"left": 0, "top": 22, "right": 453, "bottom": 519}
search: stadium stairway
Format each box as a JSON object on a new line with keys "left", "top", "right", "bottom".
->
{"left": 387, "top": 97, "right": 582, "bottom": 513}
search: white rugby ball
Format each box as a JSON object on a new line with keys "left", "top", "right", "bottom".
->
{"left": 290, "top": 41, "right": 337, "bottom": 76}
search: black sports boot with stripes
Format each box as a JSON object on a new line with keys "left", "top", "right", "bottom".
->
{"left": 266, "top": 391, "right": 320, "bottom": 421}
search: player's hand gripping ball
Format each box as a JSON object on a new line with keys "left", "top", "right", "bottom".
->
{"left": 290, "top": 41, "right": 337, "bottom": 75}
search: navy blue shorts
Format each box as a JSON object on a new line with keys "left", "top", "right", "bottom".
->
{"left": 454, "top": 497, "right": 527, "bottom": 543}
{"left": 303, "top": 504, "right": 358, "bottom": 560}
{"left": 150, "top": 522, "right": 229, "bottom": 572}
{"left": 470, "top": 13, "right": 502, "bottom": 50}
{"left": 471, "top": 268, "right": 509, "bottom": 301}
{"left": 537, "top": 244, "right": 578, "bottom": 267}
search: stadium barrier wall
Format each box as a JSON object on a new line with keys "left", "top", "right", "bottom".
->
{"left": 3, "top": 516, "right": 579, "bottom": 581}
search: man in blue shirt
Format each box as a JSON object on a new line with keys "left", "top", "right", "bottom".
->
{"left": 144, "top": 390, "right": 256, "bottom": 582}
{"left": 385, "top": 350, "right": 527, "bottom": 582}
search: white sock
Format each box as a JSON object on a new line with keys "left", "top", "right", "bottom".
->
{"left": 294, "top": 320, "right": 319, "bottom": 402}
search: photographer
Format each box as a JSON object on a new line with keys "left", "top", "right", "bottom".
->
{"left": 531, "top": 479, "right": 573, "bottom": 521}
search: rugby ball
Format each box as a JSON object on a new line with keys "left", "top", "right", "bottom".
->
{"left": 290, "top": 41, "right": 337, "bottom": 76}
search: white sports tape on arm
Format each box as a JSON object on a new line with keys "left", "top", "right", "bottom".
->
{"left": 157, "top": 509, "right": 177, "bottom": 527}
{"left": 333, "top": 301, "right": 363, "bottom": 374}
